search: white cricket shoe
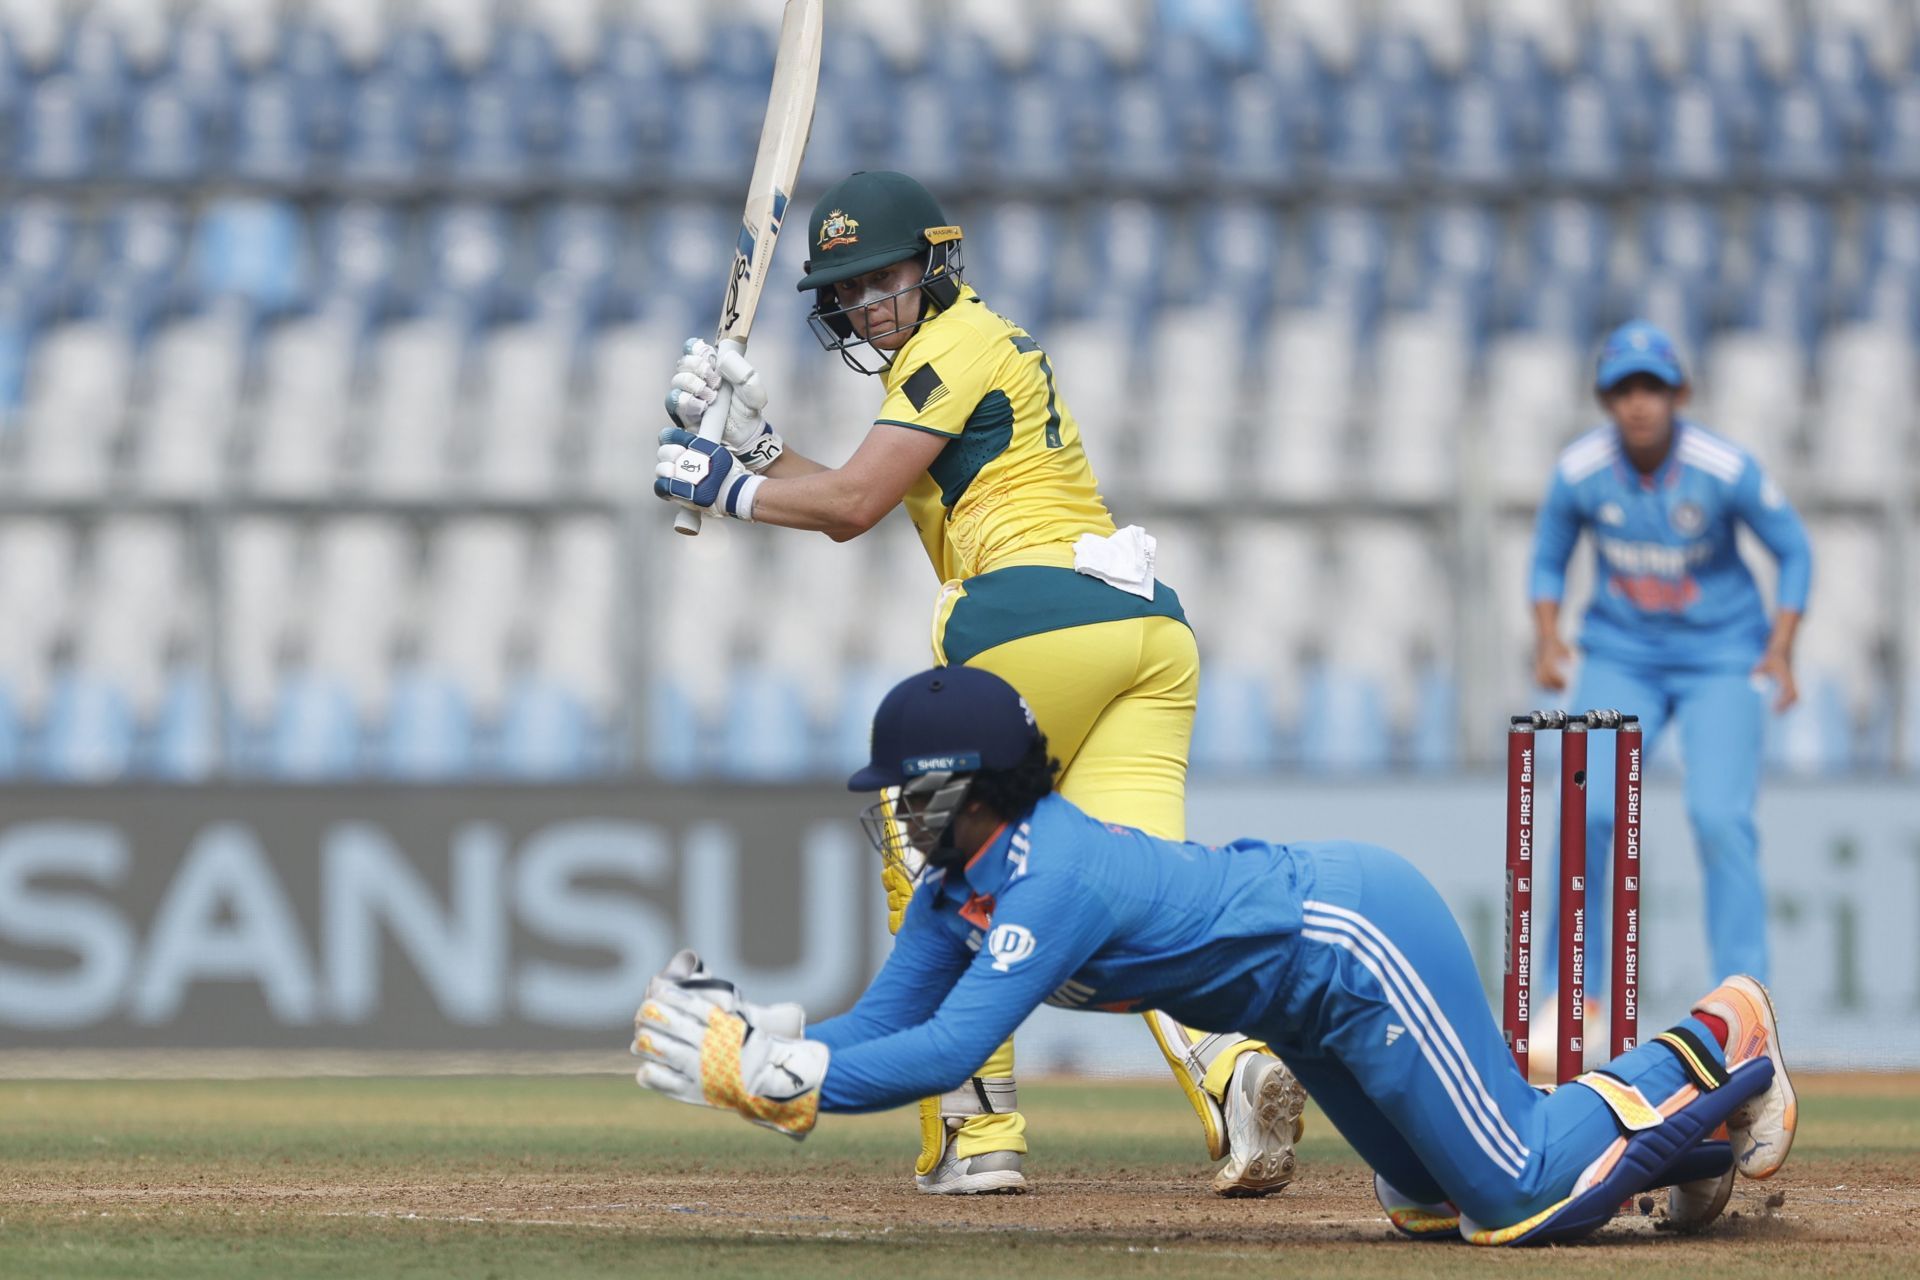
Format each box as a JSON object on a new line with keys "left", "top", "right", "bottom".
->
{"left": 1666, "top": 1162, "right": 1735, "bottom": 1232}
{"left": 1691, "top": 975, "right": 1797, "bottom": 1180}
{"left": 914, "top": 1145, "right": 1027, "bottom": 1195}
{"left": 1211, "top": 1052, "right": 1307, "bottom": 1197}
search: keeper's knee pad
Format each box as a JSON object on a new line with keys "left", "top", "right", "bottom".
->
{"left": 1463, "top": 1035, "right": 1771, "bottom": 1247}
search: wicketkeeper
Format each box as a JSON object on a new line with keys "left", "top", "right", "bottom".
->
{"left": 653, "top": 169, "right": 1299, "bottom": 1196}
{"left": 633, "top": 666, "right": 1800, "bottom": 1246}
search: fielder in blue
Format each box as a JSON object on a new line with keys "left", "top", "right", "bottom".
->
{"left": 1531, "top": 320, "right": 1813, "bottom": 991}
{"left": 633, "top": 666, "right": 1800, "bottom": 1246}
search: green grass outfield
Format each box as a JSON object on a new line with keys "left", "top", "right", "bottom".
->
{"left": 2, "top": 1074, "right": 1916, "bottom": 1279}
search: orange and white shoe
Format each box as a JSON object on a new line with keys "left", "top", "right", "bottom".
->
{"left": 1691, "top": 976, "right": 1797, "bottom": 1180}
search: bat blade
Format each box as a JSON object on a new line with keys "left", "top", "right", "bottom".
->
{"left": 717, "top": 0, "right": 824, "bottom": 347}
{"left": 677, "top": 0, "right": 824, "bottom": 537}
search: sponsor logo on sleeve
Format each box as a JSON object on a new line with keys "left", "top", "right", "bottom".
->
{"left": 986, "top": 923, "right": 1036, "bottom": 972}
{"left": 903, "top": 363, "right": 949, "bottom": 412}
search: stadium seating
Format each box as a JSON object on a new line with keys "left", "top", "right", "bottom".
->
{"left": 0, "top": 1, "right": 1913, "bottom": 779}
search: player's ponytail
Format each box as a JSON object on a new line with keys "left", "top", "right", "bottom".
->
{"left": 965, "top": 736, "right": 1059, "bottom": 823}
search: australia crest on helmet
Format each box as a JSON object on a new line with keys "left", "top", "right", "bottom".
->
{"left": 817, "top": 209, "right": 860, "bottom": 252}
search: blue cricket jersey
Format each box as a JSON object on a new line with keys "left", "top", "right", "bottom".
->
{"left": 807, "top": 793, "right": 1317, "bottom": 1112}
{"left": 1529, "top": 420, "right": 1812, "bottom": 669}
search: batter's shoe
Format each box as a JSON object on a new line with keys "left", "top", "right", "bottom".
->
{"left": 1666, "top": 1162, "right": 1735, "bottom": 1232}
{"left": 1211, "top": 1052, "right": 1307, "bottom": 1197}
{"left": 1691, "top": 976, "right": 1797, "bottom": 1180}
{"left": 914, "top": 1145, "right": 1027, "bottom": 1195}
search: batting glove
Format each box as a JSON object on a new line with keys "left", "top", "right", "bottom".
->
{"left": 655, "top": 428, "right": 764, "bottom": 520}
{"left": 664, "top": 338, "right": 785, "bottom": 473}
{"left": 632, "top": 982, "right": 828, "bottom": 1140}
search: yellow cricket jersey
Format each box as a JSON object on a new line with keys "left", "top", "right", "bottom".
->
{"left": 876, "top": 285, "right": 1115, "bottom": 583}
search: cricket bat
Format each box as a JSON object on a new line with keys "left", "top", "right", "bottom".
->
{"left": 676, "top": 0, "right": 824, "bottom": 536}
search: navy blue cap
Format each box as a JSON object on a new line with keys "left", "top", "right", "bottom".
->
{"left": 847, "top": 666, "right": 1039, "bottom": 791}
{"left": 1596, "top": 320, "right": 1686, "bottom": 391}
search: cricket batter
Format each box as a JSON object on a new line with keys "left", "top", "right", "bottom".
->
{"left": 1531, "top": 321, "right": 1812, "bottom": 996}
{"left": 632, "top": 666, "right": 1799, "bottom": 1247}
{"left": 653, "top": 170, "right": 1300, "bottom": 1196}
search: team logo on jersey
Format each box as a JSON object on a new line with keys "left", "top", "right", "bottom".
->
{"left": 1670, "top": 501, "right": 1705, "bottom": 535}
{"left": 1598, "top": 502, "right": 1625, "bottom": 527}
{"left": 817, "top": 209, "right": 860, "bottom": 252}
{"left": 987, "top": 923, "right": 1036, "bottom": 972}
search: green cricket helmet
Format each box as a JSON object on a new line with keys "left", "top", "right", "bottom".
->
{"left": 796, "top": 170, "right": 965, "bottom": 374}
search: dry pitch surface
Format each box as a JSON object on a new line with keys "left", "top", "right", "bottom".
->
{"left": 2, "top": 1073, "right": 1916, "bottom": 1279}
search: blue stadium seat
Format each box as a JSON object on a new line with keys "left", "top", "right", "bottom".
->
{"left": 1641, "top": 198, "right": 1724, "bottom": 280}
{"left": 1844, "top": 263, "right": 1920, "bottom": 333}
{"left": 449, "top": 76, "right": 533, "bottom": 189}
{"left": 1299, "top": 665, "right": 1392, "bottom": 772}
{"left": 1582, "top": 24, "right": 1660, "bottom": 149}
{"left": 707, "top": 19, "right": 774, "bottom": 83}
{"left": 1763, "top": 81, "right": 1845, "bottom": 186}
{"left": 558, "top": 72, "right": 644, "bottom": 188}
{"left": 1190, "top": 668, "right": 1276, "bottom": 774}
{"left": 1153, "top": 31, "right": 1229, "bottom": 170}
{"left": 830, "top": 665, "right": 903, "bottom": 775}
{"left": 193, "top": 199, "right": 309, "bottom": 316}
{"left": 535, "top": 201, "right": 619, "bottom": 325}
{"left": 380, "top": 668, "right": 473, "bottom": 778}
{"left": 145, "top": 668, "right": 218, "bottom": 780}
{"left": 314, "top": 201, "right": 407, "bottom": 324}
{"left": 123, "top": 75, "right": 210, "bottom": 184}
{"left": 338, "top": 69, "right": 430, "bottom": 186}
{"left": 491, "top": 21, "right": 564, "bottom": 153}
{"left": 1419, "top": 203, "right": 1501, "bottom": 287}
{"left": 1001, "top": 77, "right": 1078, "bottom": 192}
{"left": 719, "top": 667, "right": 813, "bottom": 781}
{"left": 168, "top": 12, "right": 241, "bottom": 122}
{"left": 1259, "top": 31, "right": 1333, "bottom": 147}
{"left": 1503, "top": 272, "right": 1601, "bottom": 346}
{"left": 1688, "top": 22, "right": 1771, "bottom": 153}
{"left": 229, "top": 72, "right": 312, "bottom": 185}
{"left": 1801, "top": 24, "right": 1877, "bottom": 147}
{"left": 1431, "top": 79, "right": 1519, "bottom": 189}
{"left": 16, "top": 74, "right": 101, "bottom": 182}
{"left": 0, "top": 309, "right": 29, "bottom": 418}
{"left": 1106, "top": 76, "right": 1181, "bottom": 188}
{"left": 38, "top": 671, "right": 137, "bottom": 781}
{"left": 1753, "top": 195, "right": 1835, "bottom": 280}
{"left": 1872, "top": 83, "right": 1920, "bottom": 184}
{"left": 65, "top": 13, "right": 131, "bottom": 116}
{"left": 667, "top": 72, "right": 756, "bottom": 189}
{"left": 1737, "top": 267, "right": 1825, "bottom": 353}
{"left": 645, "top": 203, "right": 732, "bottom": 301}
{"left": 1865, "top": 198, "right": 1920, "bottom": 271}
{"left": 1654, "top": 80, "right": 1735, "bottom": 186}
{"left": 1201, "top": 200, "right": 1282, "bottom": 320}
{"left": 647, "top": 675, "right": 704, "bottom": 780}
{"left": 1407, "top": 667, "right": 1458, "bottom": 770}
{"left": 495, "top": 676, "right": 593, "bottom": 778}
{"left": 424, "top": 203, "right": 514, "bottom": 327}
{"left": 1217, "top": 75, "right": 1298, "bottom": 192}
{"left": 267, "top": 672, "right": 361, "bottom": 778}
{"left": 1353, "top": 25, "right": 1437, "bottom": 104}
{"left": 1158, "top": 0, "right": 1262, "bottom": 70}
{"left": 101, "top": 200, "right": 187, "bottom": 336}
{"left": 1321, "top": 79, "right": 1411, "bottom": 191}
{"left": 1470, "top": 27, "right": 1552, "bottom": 150}
{"left": 282, "top": 19, "right": 349, "bottom": 155}
{"left": 1529, "top": 198, "right": 1611, "bottom": 281}
{"left": 1543, "top": 76, "right": 1626, "bottom": 186}
{"left": 1309, "top": 203, "right": 1392, "bottom": 285}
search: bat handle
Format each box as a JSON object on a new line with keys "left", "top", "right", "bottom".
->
{"left": 673, "top": 338, "right": 748, "bottom": 537}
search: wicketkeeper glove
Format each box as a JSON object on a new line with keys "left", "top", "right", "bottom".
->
{"left": 664, "top": 338, "right": 786, "bottom": 473}
{"left": 632, "top": 982, "right": 828, "bottom": 1140}
{"left": 643, "top": 949, "right": 806, "bottom": 1039}
{"left": 655, "top": 428, "right": 764, "bottom": 520}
